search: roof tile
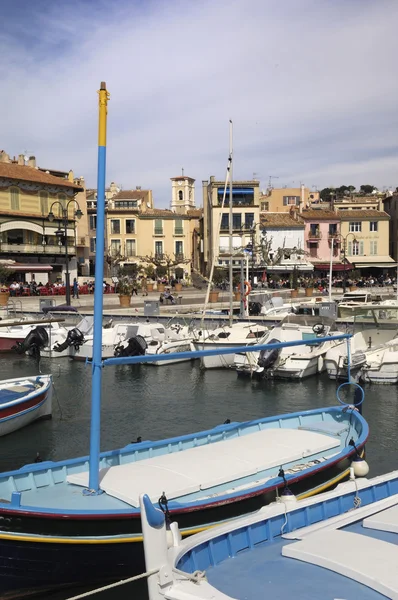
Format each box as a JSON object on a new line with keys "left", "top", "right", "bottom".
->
{"left": 260, "top": 213, "right": 304, "bottom": 228}
{"left": 338, "top": 209, "right": 390, "bottom": 219}
{"left": 0, "top": 162, "right": 82, "bottom": 190}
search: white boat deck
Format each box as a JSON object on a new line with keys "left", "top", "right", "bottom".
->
{"left": 67, "top": 428, "right": 339, "bottom": 507}
{"left": 364, "top": 503, "right": 398, "bottom": 533}
{"left": 283, "top": 529, "right": 398, "bottom": 599}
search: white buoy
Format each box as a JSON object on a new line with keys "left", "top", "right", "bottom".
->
{"left": 352, "top": 456, "right": 369, "bottom": 477}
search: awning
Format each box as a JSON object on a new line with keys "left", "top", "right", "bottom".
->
{"left": 355, "top": 263, "right": 398, "bottom": 268}
{"left": 7, "top": 263, "right": 53, "bottom": 272}
{"left": 313, "top": 263, "right": 353, "bottom": 271}
{"left": 266, "top": 263, "right": 314, "bottom": 272}
{"left": 353, "top": 256, "right": 397, "bottom": 268}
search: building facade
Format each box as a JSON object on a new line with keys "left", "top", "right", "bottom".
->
{"left": 260, "top": 186, "right": 319, "bottom": 213}
{"left": 300, "top": 209, "right": 342, "bottom": 271}
{"left": 202, "top": 176, "right": 260, "bottom": 274}
{"left": 0, "top": 151, "right": 83, "bottom": 283}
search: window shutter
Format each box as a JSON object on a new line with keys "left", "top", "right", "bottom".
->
{"left": 359, "top": 241, "right": 364, "bottom": 255}
{"left": 347, "top": 241, "right": 352, "bottom": 255}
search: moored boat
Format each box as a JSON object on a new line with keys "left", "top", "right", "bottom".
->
{"left": 0, "top": 375, "right": 52, "bottom": 436}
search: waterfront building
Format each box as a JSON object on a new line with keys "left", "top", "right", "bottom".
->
{"left": 300, "top": 209, "right": 343, "bottom": 273}
{"left": 260, "top": 186, "right": 319, "bottom": 213}
{"left": 202, "top": 176, "right": 260, "bottom": 275}
{"left": 0, "top": 151, "right": 83, "bottom": 283}
{"left": 383, "top": 192, "right": 398, "bottom": 261}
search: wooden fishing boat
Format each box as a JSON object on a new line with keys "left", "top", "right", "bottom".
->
{"left": 0, "top": 375, "right": 52, "bottom": 436}
{"left": 142, "top": 466, "right": 398, "bottom": 600}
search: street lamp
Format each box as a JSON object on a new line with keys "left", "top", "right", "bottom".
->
{"left": 48, "top": 199, "right": 83, "bottom": 305}
{"left": 333, "top": 231, "right": 358, "bottom": 293}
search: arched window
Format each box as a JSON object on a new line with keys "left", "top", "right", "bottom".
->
{"left": 178, "top": 190, "right": 183, "bottom": 201}
{"left": 10, "top": 187, "right": 20, "bottom": 210}
{"left": 40, "top": 192, "right": 48, "bottom": 215}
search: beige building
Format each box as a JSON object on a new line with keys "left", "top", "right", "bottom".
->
{"left": 260, "top": 186, "right": 319, "bottom": 213}
{"left": 202, "top": 176, "right": 260, "bottom": 274}
{"left": 338, "top": 209, "right": 395, "bottom": 270}
{"left": 105, "top": 180, "right": 200, "bottom": 279}
{"left": 0, "top": 151, "right": 84, "bottom": 283}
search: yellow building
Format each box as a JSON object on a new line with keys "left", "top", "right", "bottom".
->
{"left": 338, "top": 209, "right": 395, "bottom": 271}
{"left": 106, "top": 187, "right": 201, "bottom": 279}
{"left": 202, "top": 176, "right": 260, "bottom": 274}
{"left": 0, "top": 151, "right": 83, "bottom": 283}
{"left": 260, "top": 186, "right": 319, "bottom": 212}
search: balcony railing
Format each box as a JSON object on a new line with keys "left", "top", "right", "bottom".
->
{"left": 0, "top": 243, "right": 76, "bottom": 254}
{"left": 328, "top": 232, "right": 341, "bottom": 243}
{"left": 307, "top": 230, "right": 322, "bottom": 240}
{"left": 155, "top": 253, "right": 164, "bottom": 260}
{"left": 175, "top": 253, "right": 184, "bottom": 261}
{"left": 77, "top": 237, "right": 87, "bottom": 246}
{"left": 154, "top": 228, "right": 164, "bottom": 235}
{"left": 174, "top": 228, "right": 184, "bottom": 235}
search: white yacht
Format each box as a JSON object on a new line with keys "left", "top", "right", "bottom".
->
{"left": 360, "top": 336, "right": 398, "bottom": 384}
{"left": 193, "top": 321, "right": 269, "bottom": 369}
{"left": 234, "top": 315, "right": 339, "bottom": 379}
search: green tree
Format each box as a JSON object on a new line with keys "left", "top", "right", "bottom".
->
{"left": 320, "top": 187, "right": 333, "bottom": 201}
{"left": 139, "top": 253, "right": 191, "bottom": 281}
{"left": 360, "top": 184, "right": 376, "bottom": 195}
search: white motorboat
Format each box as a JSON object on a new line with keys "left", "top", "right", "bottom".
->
{"left": 324, "top": 326, "right": 398, "bottom": 380}
{"left": 114, "top": 321, "right": 196, "bottom": 365}
{"left": 235, "top": 315, "right": 339, "bottom": 379}
{"left": 360, "top": 337, "right": 398, "bottom": 384}
{"left": 193, "top": 321, "right": 269, "bottom": 369}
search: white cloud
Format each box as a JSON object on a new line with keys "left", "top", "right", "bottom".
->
{"left": 1, "top": 0, "right": 398, "bottom": 205}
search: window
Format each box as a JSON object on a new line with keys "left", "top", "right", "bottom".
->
{"left": 370, "top": 221, "right": 378, "bottom": 232}
{"left": 175, "top": 241, "right": 183, "bottom": 259}
{"left": 309, "top": 224, "right": 320, "bottom": 237}
{"left": 232, "top": 213, "right": 241, "bottom": 230}
{"left": 309, "top": 244, "right": 317, "bottom": 258}
{"left": 261, "top": 201, "right": 269, "bottom": 211}
{"left": 245, "top": 213, "right": 255, "bottom": 229}
{"left": 370, "top": 241, "right": 378, "bottom": 255}
{"left": 126, "top": 219, "right": 135, "bottom": 234}
{"left": 90, "top": 238, "right": 96, "bottom": 252}
{"left": 10, "top": 187, "right": 20, "bottom": 210}
{"left": 58, "top": 193, "right": 66, "bottom": 217}
{"left": 348, "top": 240, "right": 364, "bottom": 256}
{"left": 283, "top": 196, "right": 299, "bottom": 206}
{"left": 89, "top": 215, "right": 97, "bottom": 230}
{"left": 174, "top": 218, "right": 183, "bottom": 235}
{"left": 220, "top": 213, "right": 229, "bottom": 230}
{"left": 155, "top": 241, "right": 163, "bottom": 257}
{"left": 154, "top": 219, "right": 163, "bottom": 235}
{"left": 329, "top": 224, "right": 337, "bottom": 235}
{"left": 178, "top": 190, "right": 183, "bottom": 201}
{"left": 114, "top": 200, "right": 137, "bottom": 209}
{"left": 110, "top": 239, "right": 121, "bottom": 257}
{"left": 40, "top": 192, "right": 48, "bottom": 215}
{"left": 126, "top": 239, "right": 136, "bottom": 257}
{"left": 349, "top": 222, "right": 361, "bottom": 232}
{"left": 110, "top": 219, "right": 120, "bottom": 234}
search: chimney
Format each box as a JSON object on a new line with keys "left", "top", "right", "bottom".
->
{"left": 18, "top": 154, "right": 25, "bottom": 166}
{"left": 68, "top": 169, "right": 74, "bottom": 182}
{"left": 300, "top": 184, "right": 305, "bottom": 214}
{"left": 0, "top": 151, "right": 10, "bottom": 163}
{"left": 28, "top": 156, "right": 36, "bottom": 168}
{"left": 136, "top": 186, "right": 141, "bottom": 190}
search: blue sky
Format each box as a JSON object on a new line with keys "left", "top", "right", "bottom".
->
{"left": 2, "top": 0, "right": 398, "bottom": 206}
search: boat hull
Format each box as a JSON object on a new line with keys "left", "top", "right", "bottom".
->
{"left": 0, "top": 336, "right": 25, "bottom": 353}
{"left": 0, "top": 380, "right": 52, "bottom": 437}
{"left": 0, "top": 451, "right": 361, "bottom": 599}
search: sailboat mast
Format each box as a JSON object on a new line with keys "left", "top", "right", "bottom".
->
{"left": 228, "top": 120, "right": 233, "bottom": 327}
{"left": 88, "top": 82, "right": 110, "bottom": 493}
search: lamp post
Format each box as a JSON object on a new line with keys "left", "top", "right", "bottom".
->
{"left": 334, "top": 232, "right": 357, "bottom": 293}
{"left": 48, "top": 199, "right": 83, "bottom": 305}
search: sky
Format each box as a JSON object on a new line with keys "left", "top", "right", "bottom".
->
{"left": 1, "top": 0, "right": 398, "bottom": 207}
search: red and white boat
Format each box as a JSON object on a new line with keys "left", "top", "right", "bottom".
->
{"left": 0, "top": 375, "right": 52, "bottom": 436}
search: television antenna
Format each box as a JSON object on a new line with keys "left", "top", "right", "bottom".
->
{"left": 268, "top": 175, "right": 279, "bottom": 190}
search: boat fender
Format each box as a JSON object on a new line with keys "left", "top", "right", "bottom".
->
{"left": 312, "top": 322, "right": 325, "bottom": 335}
{"left": 317, "top": 355, "right": 324, "bottom": 373}
{"left": 258, "top": 338, "right": 280, "bottom": 369}
{"left": 351, "top": 455, "right": 369, "bottom": 477}
{"left": 280, "top": 487, "right": 297, "bottom": 505}
{"left": 12, "top": 326, "right": 49, "bottom": 357}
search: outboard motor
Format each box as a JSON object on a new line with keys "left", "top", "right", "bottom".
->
{"left": 114, "top": 335, "right": 147, "bottom": 357}
{"left": 257, "top": 338, "right": 280, "bottom": 370}
{"left": 248, "top": 301, "right": 262, "bottom": 316}
{"left": 53, "top": 328, "right": 85, "bottom": 352}
{"left": 13, "top": 326, "right": 49, "bottom": 358}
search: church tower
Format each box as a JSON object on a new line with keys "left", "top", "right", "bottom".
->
{"left": 170, "top": 170, "right": 196, "bottom": 214}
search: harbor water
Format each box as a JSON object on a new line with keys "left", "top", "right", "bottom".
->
{"left": 0, "top": 353, "right": 396, "bottom": 599}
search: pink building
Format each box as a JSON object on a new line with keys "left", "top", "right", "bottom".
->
{"left": 301, "top": 210, "right": 343, "bottom": 272}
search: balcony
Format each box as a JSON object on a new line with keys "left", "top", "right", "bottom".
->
{"left": 328, "top": 232, "right": 341, "bottom": 243}
{"left": 0, "top": 243, "right": 76, "bottom": 254}
{"left": 77, "top": 237, "right": 87, "bottom": 246}
{"left": 154, "top": 228, "right": 164, "bottom": 236}
{"left": 307, "top": 230, "right": 322, "bottom": 242}
{"left": 175, "top": 253, "right": 185, "bottom": 261}
{"left": 155, "top": 253, "right": 164, "bottom": 260}
{"left": 174, "top": 228, "right": 184, "bottom": 235}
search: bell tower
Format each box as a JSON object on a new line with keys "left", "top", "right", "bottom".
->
{"left": 171, "top": 169, "right": 196, "bottom": 214}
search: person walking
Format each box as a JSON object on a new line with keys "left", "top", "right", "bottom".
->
{"left": 72, "top": 277, "right": 79, "bottom": 299}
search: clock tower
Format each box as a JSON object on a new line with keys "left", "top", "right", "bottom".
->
{"left": 170, "top": 170, "right": 196, "bottom": 214}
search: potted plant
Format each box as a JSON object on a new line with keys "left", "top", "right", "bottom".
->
{"left": 144, "top": 265, "right": 155, "bottom": 292}
{"left": 117, "top": 267, "right": 133, "bottom": 308}
{"left": 0, "top": 263, "right": 12, "bottom": 306}
{"left": 209, "top": 268, "right": 226, "bottom": 303}
{"left": 349, "top": 269, "right": 360, "bottom": 291}
{"left": 304, "top": 277, "right": 315, "bottom": 297}
{"left": 174, "top": 267, "right": 184, "bottom": 292}
{"left": 289, "top": 267, "right": 299, "bottom": 299}
{"left": 156, "top": 265, "right": 167, "bottom": 292}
